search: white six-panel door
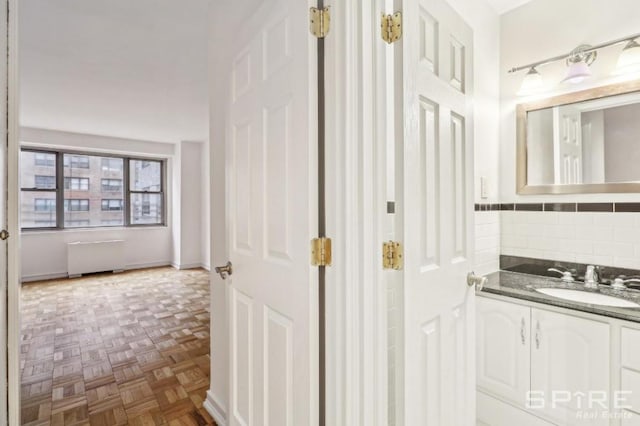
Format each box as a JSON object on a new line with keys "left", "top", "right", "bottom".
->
{"left": 225, "top": 1, "right": 318, "bottom": 425}
{"left": 397, "top": 0, "right": 475, "bottom": 424}
{"left": 553, "top": 105, "right": 583, "bottom": 184}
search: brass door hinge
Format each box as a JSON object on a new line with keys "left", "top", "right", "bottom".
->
{"left": 311, "top": 237, "right": 332, "bottom": 266}
{"left": 382, "top": 241, "right": 403, "bottom": 270}
{"left": 381, "top": 12, "right": 402, "bottom": 44}
{"left": 310, "top": 6, "right": 331, "bottom": 39}
{"left": 0, "top": 230, "right": 9, "bottom": 241}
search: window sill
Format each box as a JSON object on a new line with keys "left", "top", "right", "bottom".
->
{"left": 21, "top": 225, "right": 169, "bottom": 236}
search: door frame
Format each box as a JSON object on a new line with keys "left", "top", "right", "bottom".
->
{"left": 323, "top": 0, "right": 390, "bottom": 425}
{"left": 6, "top": 0, "right": 21, "bottom": 423}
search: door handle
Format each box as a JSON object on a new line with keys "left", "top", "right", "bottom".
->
{"left": 535, "top": 321, "right": 541, "bottom": 349}
{"left": 521, "top": 318, "right": 526, "bottom": 345}
{"left": 215, "top": 261, "right": 233, "bottom": 279}
{"left": 467, "top": 272, "right": 487, "bottom": 291}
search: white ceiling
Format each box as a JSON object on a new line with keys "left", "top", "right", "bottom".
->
{"left": 20, "top": 0, "right": 210, "bottom": 144}
{"left": 485, "top": 0, "right": 534, "bottom": 14}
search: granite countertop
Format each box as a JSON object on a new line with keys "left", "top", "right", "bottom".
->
{"left": 481, "top": 270, "right": 640, "bottom": 323}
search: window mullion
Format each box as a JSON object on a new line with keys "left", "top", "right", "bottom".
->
{"left": 125, "top": 158, "right": 131, "bottom": 226}
{"left": 57, "top": 152, "right": 64, "bottom": 229}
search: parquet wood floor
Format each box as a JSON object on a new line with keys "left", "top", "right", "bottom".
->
{"left": 20, "top": 267, "right": 216, "bottom": 426}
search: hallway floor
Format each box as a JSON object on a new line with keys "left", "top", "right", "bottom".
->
{"left": 20, "top": 267, "right": 215, "bottom": 426}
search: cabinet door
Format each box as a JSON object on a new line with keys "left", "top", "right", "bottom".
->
{"left": 477, "top": 297, "right": 531, "bottom": 407}
{"left": 531, "top": 308, "right": 610, "bottom": 426}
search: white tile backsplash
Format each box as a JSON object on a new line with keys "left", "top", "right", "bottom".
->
{"left": 501, "top": 211, "right": 640, "bottom": 270}
{"left": 475, "top": 211, "right": 500, "bottom": 275}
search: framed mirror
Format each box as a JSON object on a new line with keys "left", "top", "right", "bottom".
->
{"left": 517, "top": 80, "right": 640, "bottom": 194}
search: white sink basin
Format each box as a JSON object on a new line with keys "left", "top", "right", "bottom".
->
{"left": 535, "top": 288, "right": 640, "bottom": 308}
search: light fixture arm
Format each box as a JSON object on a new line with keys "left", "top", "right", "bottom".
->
{"left": 566, "top": 44, "right": 597, "bottom": 66}
{"left": 508, "top": 32, "right": 640, "bottom": 74}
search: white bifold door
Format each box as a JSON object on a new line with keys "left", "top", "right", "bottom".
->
{"left": 224, "top": 0, "right": 318, "bottom": 425}
{"left": 395, "top": 0, "right": 476, "bottom": 424}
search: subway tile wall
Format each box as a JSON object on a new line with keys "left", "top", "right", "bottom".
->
{"left": 475, "top": 211, "right": 501, "bottom": 275}
{"left": 501, "top": 211, "right": 640, "bottom": 270}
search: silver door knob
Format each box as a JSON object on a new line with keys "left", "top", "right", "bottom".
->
{"left": 215, "top": 261, "right": 233, "bottom": 279}
{"left": 467, "top": 272, "right": 487, "bottom": 291}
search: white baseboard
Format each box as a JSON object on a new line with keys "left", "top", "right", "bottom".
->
{"left": 204, "top": 390, "right": 227, "bottom": 426}
{"left": 172, "top": 262, "right": 210, "bottom": 271}
{"left": 21, "top": 272, "right": 68, "bottom": 283}
{"left": 20, "top": 261, "right": 174, "bottom": 283}
{"left": 125, "top": 261, "right": 172, "bottom": 270}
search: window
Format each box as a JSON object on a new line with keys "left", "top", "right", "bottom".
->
{"left": 21, "top": 151, "right": 58, "bottom": 229}
{"left": 34, "top": 199, "right": 56, "bottom": 212}
{"left": 64, "top": 199, "right": 90, "bottom": 212}
{"left": 64, "top": 177, "right": 90, "bottom": 191}
{"left": 101, "top": 179, "right": 123, "bottom": 192}
{"left": 101, "top": 199, "right": 123, "bottom": 211}
{"left": 20, "top": 149, "right": 165, "bottom": 230}
{"left": 129, "top": 159, "right": 164, "bottom": 225}
{"left": 101, "top": 158, "right": 123, "bottom": 172}
{"left": 63, "top": 155, "right": 90, "bottom": 169}
{"left": 34, "top": 153, "right": 55, "bottom": 167}
{"left": 34, "top": 175, "right": 56, "bottom": 189}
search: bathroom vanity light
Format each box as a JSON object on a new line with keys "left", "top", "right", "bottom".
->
{"left": 562, "top": 45, "right": 596, "bottom": 84}
{"left": 615, "top": 39, "right": 640, "bottom": 75}
{"left": 516, "top": 67, "right": 543, "bottom": 95}
{"left": 509, "top": 32, "right": 640, "bottom": 95}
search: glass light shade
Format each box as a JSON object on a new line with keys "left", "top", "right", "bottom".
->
{"left": 614, "top": 40, "right": 640, "bottom": 75}
{"left": 517, "top": 67, "right": 543, "bottom": 95}
{"left": 562, "top": 60, "right": 592, "bottom": 84}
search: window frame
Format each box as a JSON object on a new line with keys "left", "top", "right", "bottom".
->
{"left": 127, "top": 158, "right": 166, "bottom": 227}
{"left": 20, "top": 148, "right": 166, "bottom": 231}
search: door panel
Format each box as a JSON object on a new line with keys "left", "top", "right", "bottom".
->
{"left": 226, "top": 1, "right": 317, "bottom": 425}
{"left": 398, "top": 0, "right": 475, "bottom": 424}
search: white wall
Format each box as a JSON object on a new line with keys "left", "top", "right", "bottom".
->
{"left": 22, "top": 227, "right": 173, "bottom": 281}
{"left": 19, "top": 128, "right": 209, "bottom": 281}
{"left": 174, "top": 140, "right": 206, "bottom": 269}
{"left": 475, "top": 211, "right": 501, "bottom": 275}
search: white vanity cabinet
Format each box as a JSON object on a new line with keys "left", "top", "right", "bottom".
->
{"left": 477, "top": 295, "right": 616, "bottom": 426}
{"left": 477, "top": 297, "right": 531, "bottom": 407}
{"left": 531, "top": 308, "right": 610, "bottom": 426}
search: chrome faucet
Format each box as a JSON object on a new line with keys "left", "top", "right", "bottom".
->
{"left": 584, "top": 265, "right": 600, "bottom": 289}
{"left": 548, "top": 268, "right": 575, "bottom": 283}
{"left": 612, "top": 276, "right": 640, "bottom": 291}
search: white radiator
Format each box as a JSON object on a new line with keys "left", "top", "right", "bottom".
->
{"left": 67, "top": 240, "right": 126, "bottom": 277}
